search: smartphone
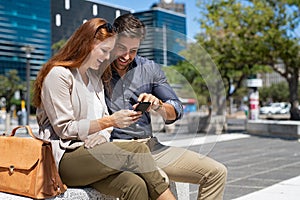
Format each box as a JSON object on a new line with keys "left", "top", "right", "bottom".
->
{"left": 134, "top": 102, "right": 151, "bottom": 113}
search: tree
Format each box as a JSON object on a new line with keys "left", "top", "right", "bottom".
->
{"left": 0, "top": 70, "right": 25, "bottom": 111}
{"left": 176, "top": 44, "right": 227, "bottom": 114}
{"left": 162, "top": 65, "right": 202, "bottom": 102}
{"left": 259, "top": 82, "right": 289, "bottom": 104}
{"left": 51, "top": 39, "right": 67, "bottom": 55}
{"left": 179, "top": 0, "right": 300, "bottom": 115}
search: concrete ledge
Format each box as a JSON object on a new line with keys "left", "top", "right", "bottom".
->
{"left": 187, "top": 114, "right": 225, "bottom": 134}
{"left": 0, "top": 188, "right": 116, "bottom": 200}
{"left": 246, "top": 120, "right": 300, "bottom": 139}
{"left": 0, "top": 181, "right": 189, "bottom": 200}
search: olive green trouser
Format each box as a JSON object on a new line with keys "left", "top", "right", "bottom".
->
{"left": 59, "top": 141, "right": 169, "bottom": 200}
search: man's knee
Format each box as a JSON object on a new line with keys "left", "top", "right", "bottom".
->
{"left": 214, "top": 162, "right": 227, "bottom": 182}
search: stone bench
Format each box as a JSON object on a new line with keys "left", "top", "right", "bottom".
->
{"left": 0, "top": 181, "right": 190, "bottom": 200}
{"left": 246, "top": 119, "right": 300, "bottom": 139}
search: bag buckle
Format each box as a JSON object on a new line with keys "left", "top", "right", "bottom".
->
{"left": 9, "top": 165, "right": 14, "bottom": 174}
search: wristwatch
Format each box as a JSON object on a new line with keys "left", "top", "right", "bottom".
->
{"left": 153, "top": 99, "right": 163, "bottom": 111}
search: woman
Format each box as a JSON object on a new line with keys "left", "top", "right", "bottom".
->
{"left": 33, "top": 18, "right": 175, "bottom": 200}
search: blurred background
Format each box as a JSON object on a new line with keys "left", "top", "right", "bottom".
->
{"left": 0, "top": 0, "right": 300, "bottom": 134}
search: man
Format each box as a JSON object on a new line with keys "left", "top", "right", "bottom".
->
{"left": 290, "top": 100, "right": 300, "bottom": 120}
{"left": 105, "top": 13, "right": 227, "bottom": 200}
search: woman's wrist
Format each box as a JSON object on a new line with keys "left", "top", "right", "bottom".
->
{"left": 97, "top": 116, "right": 114, "bottom": 130}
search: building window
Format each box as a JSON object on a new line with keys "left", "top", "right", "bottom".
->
{"left": 116, "top": 10, "right": 121, "bottom": 18}
{"left": 65, "top": 0, "right": 70, "bottom": 10}
{"left": 56, "top": 14, "right": 61, "bottom": 26}
{"left": 93, "top": 5, "right": 98, "bottom": 16}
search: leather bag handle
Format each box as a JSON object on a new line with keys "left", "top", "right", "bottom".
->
{"left": 10, "top": 125, "right": 46, "bottom": 142}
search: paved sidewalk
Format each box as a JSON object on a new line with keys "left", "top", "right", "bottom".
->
{"left": 156, "top": 132, "right": 300, "bottom": 200}
{"left": 233, "top": 175, "right": 300, "bottom": 200}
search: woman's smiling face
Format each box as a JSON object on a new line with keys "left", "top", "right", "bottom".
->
{"left": 89, "top": 36, "right": 116, "bottom": 70}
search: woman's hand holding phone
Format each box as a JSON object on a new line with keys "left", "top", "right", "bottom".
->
{"left": 110, "top": 110, "right": 142, "bottom": 128}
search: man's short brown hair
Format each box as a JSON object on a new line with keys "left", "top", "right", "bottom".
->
{"left": 113, "top": 13, "right": 146, "bottom": 40}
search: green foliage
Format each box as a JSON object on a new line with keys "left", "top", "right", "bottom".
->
{"left": 51, "top": 39, "right": 67, "bottom": 54}
{"left": 175, "top": 0, "right": 300, "bottom": 111}
{"left": 259, "top": 82, "right": 289, "bottom": 103}
{"left": 0, "top": 70, "right": 25, "bottom": 110}
{"left": 163, "top": 64, "right": 207, "bottom": 106}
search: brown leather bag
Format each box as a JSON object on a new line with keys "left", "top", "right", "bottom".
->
{"left": 0, "top": 125, "right": 67, "bottom": 199}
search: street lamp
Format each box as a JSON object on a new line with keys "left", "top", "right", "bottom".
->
{"left": 21, "top": 45, "right": 35, "bottom": 125}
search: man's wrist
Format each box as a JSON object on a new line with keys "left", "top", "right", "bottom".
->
{"left": 153, "top": 99, "right": 163, "bottom": 111}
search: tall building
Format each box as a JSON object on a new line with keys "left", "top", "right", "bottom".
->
{"left": 133, "top": 1, "right": 186, "bottom": 66}
{"left": 0, "top": 0, "right": 187, "bottom": 83}
{"left": 51, "top": 0, "right": 131, "bottom": 45}
{"left": 152, "top": 0, "right": 185, "bottom": 14}
{"left": 0, "top": 0, "right": 130, "bottom": 81}
{"left": 0, "top": 0, "right": 51, "bottom": 81}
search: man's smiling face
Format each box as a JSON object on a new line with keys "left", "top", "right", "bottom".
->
{"left": 111, "top": 36, "right": 141, "bottom": 71}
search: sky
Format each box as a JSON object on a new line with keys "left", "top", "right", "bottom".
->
{"left": 97, "top": 0, "right": 200, "bottom": 40}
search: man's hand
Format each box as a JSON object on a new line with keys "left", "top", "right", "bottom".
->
{"left": 137, "top": 93, "right": 162, "bottom": 111}
{"left": 137, "top": 93, "right": 177, "bottom": 121}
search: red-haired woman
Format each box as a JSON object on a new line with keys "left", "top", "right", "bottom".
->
{"left": 33, "top": 18, "right": 175, "bottom": 200}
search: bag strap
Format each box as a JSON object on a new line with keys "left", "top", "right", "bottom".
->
{"left": 10, "top": 125, "right": 46, "bottom": 142}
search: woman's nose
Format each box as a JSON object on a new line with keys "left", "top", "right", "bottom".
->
{"left": 104, "top": 52, "right": 110, "bottom": 60}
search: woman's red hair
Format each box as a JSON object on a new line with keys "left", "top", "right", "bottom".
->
{"left": 33, "top": 18, "right": 114, "bottom": 107}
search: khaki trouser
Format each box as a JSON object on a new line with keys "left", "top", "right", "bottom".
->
{"left": 59, "top": 141, "right": 169, "bottom": 200}
{"left": 113, "top": 137, "right": 227, "bottom": 199}
{"left": 151, "top": 140, "right": 227, "bottom": 200}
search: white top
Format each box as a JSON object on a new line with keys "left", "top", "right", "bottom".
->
{"left": 86, "top": 72, "right": 111, "bottom": 142}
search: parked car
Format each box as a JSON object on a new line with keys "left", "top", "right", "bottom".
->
{"left": 276, "top": 102, "right": 291, "bottom": 114}
{"left": 260, "top": 102, "right": 288, "bottom": 115}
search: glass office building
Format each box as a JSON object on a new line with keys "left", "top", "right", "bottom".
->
{"left": 134, "top": 7, "right": 186, "bottom": 66}
{"left": 0, "top": 0, "right": 51, "bottom": 81}
{"left": 0, "top": 0, "right": 130, "bottom": 81}
{"left": 0, "top": 0, "right": 186, "bottom": 81}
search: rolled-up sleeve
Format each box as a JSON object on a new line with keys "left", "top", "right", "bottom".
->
{"left": 165, "top": 99, "right": 183, "bottom": 123}
{"left": 41, "top": 67, "right": 89, "bottom": 141}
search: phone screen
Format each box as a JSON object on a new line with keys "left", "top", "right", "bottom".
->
{"left": 134, "top": 102, "right": 151, "bottom": 113}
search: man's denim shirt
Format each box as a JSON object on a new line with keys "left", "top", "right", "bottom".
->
{"left": 105, "top": 55, "right": 183, "bottom": 140}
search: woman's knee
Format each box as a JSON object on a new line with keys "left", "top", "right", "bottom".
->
{"left": 133, "top": 141, "right": 151, "bottom": 153}
{"left": 122, "top": 174, "right": 148, "bottom": 199}
{"left": 92, "top": 172, "right": 149, "bottom": 199}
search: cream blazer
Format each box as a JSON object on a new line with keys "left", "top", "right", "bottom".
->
{"left": 36, "top": 66, "right": 111, "bottom": 167}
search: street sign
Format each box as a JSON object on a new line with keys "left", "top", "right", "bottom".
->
{"left": 246, "top": 78, "right": 262, "bottom": 88}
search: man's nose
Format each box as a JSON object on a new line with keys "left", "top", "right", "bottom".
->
{"left": 121, "top": 51, "right": 130, "bottom": 60}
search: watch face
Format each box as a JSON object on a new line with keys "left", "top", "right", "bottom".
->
{"left": 163, "top": 0, "right": 173, "bottom": 4}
